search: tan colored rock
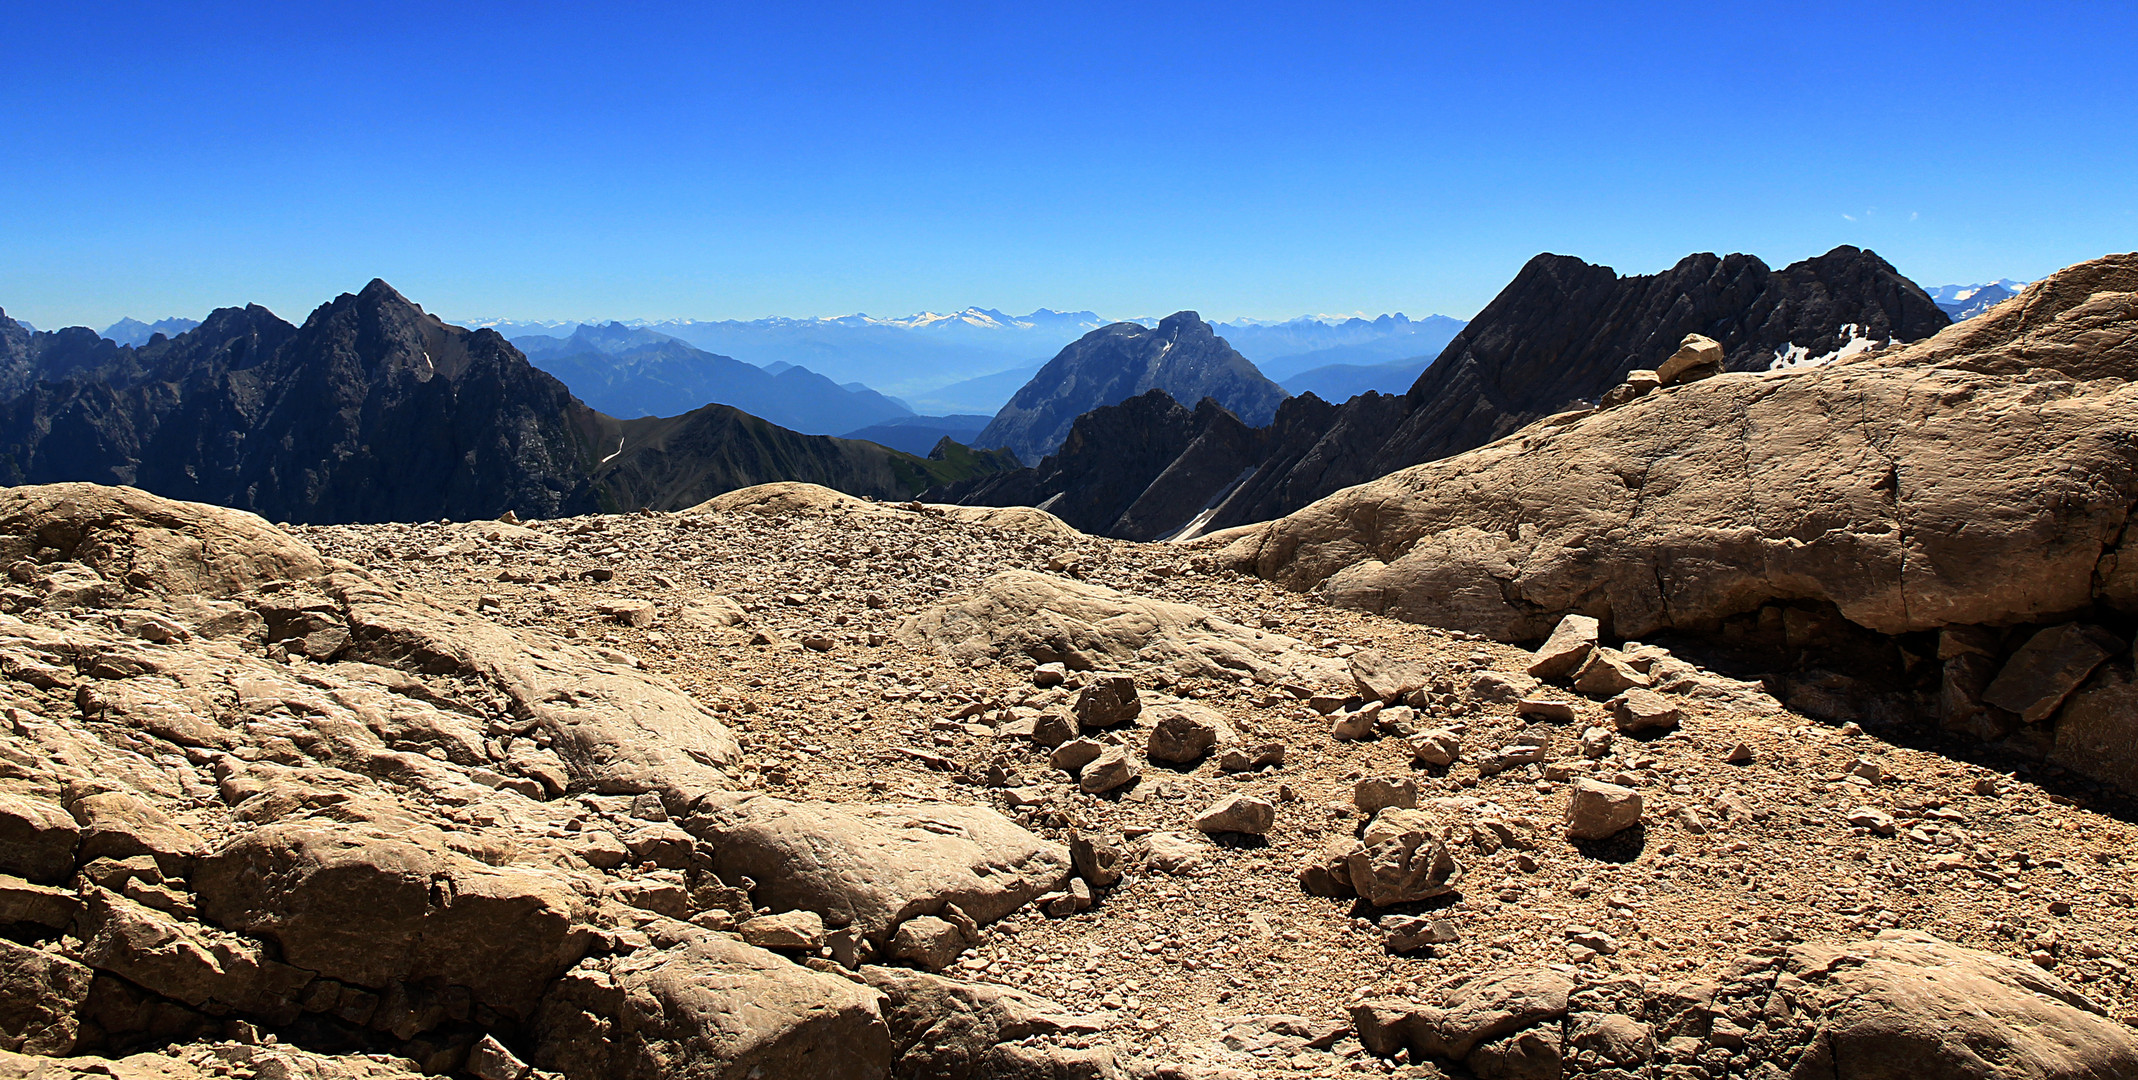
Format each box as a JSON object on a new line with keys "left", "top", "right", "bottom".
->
{"left": 191, "top": 822, "right": 592, "bottom": 1021}
{"left": 1073, "top": 673, "right": 1140, "bottom": 729}
{"left": 1193, "top": 794, "right": 1275, "bottom": 836}
{"left": 1606, "top": 687, "right": 1682, "bottom": 733}
{"left": 66, "top": 787, "right": 206, "bottom": 875}
{"left": 75, "top": 888, "right": 315, "bottom": 1023}
{"left": 861, "top": 966, "right": 1107, "bottom": 1080}
{"left": 1525, "top": 614, "right": 1599, "bottom": 679}
{"left": 895, "top": 570, "right": 1345, "bottom": 686}
{"left": 1982, "top": 622, "right": 2121, "bottom": 723}
{"left": 1655, "top": 333, "right": 1724, "bottom": 385}
{"left": 1564, "top": 779, "right": 1642, "bottom": 840}
{"left": 692, "top": 797, "right": 1069, "bottom": 944}
{"left": 1780, "top": 930, "right": 2138, "bottom": 1079}
{"left": 0, "top": 483, "right": 326, "bottom": 600}
{"left": 2051, "top": 668, "right": 2138, "bottom": 793}
{"left": 1349, "top": 649, "right": 1428, "bottom": 703}
{"left": 1220, "top": 256, "right": 2138, "bottom": 643}
{"left": 1572, "top": 648, "right": 1647, "bottom": 698}
{"left": 1354, "top": 776, "right": 1420, "bottom": 815}
{"left": 1409, "top": 728, "right": 1462, "bottom": 766}
{"left": 740, "top": 909, "right": 828, "bottom": 952}
{"left": 0, "top": 794, "right": 78, "bottom": 884}
{"left": 1346, "top": 829, "right": 1463, "bottom": 907}
{"left": 1144, "top": 702, "right": 1229, "bottom": 763}
{"left": 687, "top": 481, "right": 880, "bottom": 518}
{"left": 534, "top": 936, "right": 894, "bottom": 1080}
{"left": 891, "top": 915, "right": 967, "bottom": 971}
{"left": 0, "top": 874, "right": 79, "bottom": 929}
{"left": 0, "top": 939, "right": 92, "bottom": 1054}
{"left": 1078, "top": 747, "right": 1138, "bottom": 793}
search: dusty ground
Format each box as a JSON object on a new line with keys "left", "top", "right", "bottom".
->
{"left": 295, "top": 498, "right": 2138, "bottom": 1076}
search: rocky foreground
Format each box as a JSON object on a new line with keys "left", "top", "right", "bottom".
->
{"left": 0, "top": 478, "right": 2135, "bottom": 1079}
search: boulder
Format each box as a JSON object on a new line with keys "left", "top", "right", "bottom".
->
{"left": 739, "top": 910, "right": 828, "bottom": 952}
{"left": 1564, "top": 779, "right": 1643, "bottom": 840}
{"left": 534, "top": 936, "right": 894, "bottom": 1080}
{"left": 1350, "top": 967, "right": 1571, "bottom": 1060}
{"left": 1780, "top": 930, "right": 2138, "bottom": 1080}
{"left": 1193, "top": 795, "right": 1275, "bottom": 836}
{"left": 0, "top": 483, "right": 326, "bottom": 601}
{"left": 1138, "top": 832, "right": 1204, "bottom": 875}
{"left": 861, "top": 966, "right": 1108, "bottom": 1080}
{"left": 1982, "top": 622, "right": 2122, "bottom": 723}
{"left": 74, "top": 888, "right": 315, "bottom": 1023}
{"left": 1655, "top": 333, "right": 1724, "bottom": 385}
{"left": 890, "top": 916, "right": 967, "bottom": 972}
{"left": 2051, "top": 668, "right": 2138, "bottom": 793}
{"left": 1078, "top": 748, "right": 1138, "bottom": 794}
{"left": 1353, "top": 776, "right": 1420, "bottom": 815}
{"left": 1345, "top": 830, "right": 1463, "bottom": 907}
{"left": 1069, "top": 833, "right": 1124, "bottom": 889}
{"left": 1409, "top": 728, "right": 1462, "bottom": 766}
{"left": 1571, "top": 649, "right": 1647, "bottom": 698}
{"left": 1144, "top": 703, "right": 1229, "bottom": 764}
{"left": 1218, "top": 256, "right": 2138, "bottom": 643}
{"left": 1073, "top": 675, "right": 1141, "bottom": 730}
{"left": 1525, "top": 614, "right": 1599, "bottom": 680}
{"left": 894, "top": 570, "right": 1345, "bottom": 686}
{"left": 191, "top": 822, "right": 592, "bottom": 1021}
{"left": 65, "top": 788, "right": 206, "bottom": 875}
{"left": 1606, "top": 688, "right": 1682, "bottom": 733}
{"left": 0, "top": 940, "right": 92, "bottom": 1054}
{"left": 0, "top": 874, "right": 80, "bottom": 929}
{"left": 1350, "top": 649, "right": 1428, "bottom": 703}
{"left": 692, "top": 797, "right": 1069, "bottom": 945}
{"left": 1049, "top": 739, "right": 1104, "bottom": 773}
{"left": 0, "top": 794, "right": 78, "bottom": 884}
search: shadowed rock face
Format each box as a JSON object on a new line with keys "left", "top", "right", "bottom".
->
{"left": 972, "top": 311, "right": 1289, "bottom": 467}
{"left": 0, "top": 285, "right": 1014, "bottom": 524}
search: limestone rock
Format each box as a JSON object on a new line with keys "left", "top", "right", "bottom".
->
{"left": 1138, "top": 832, "right": 1204, "bottom": 875}
{"left": 1078, "top": 748, "right": 1138, "bottom": 794}
{"left": 1982, "top": 622, "right": 2122, "bottom": 723}
{"left": 1780, "top": 930, "right": 2138, "bottom": 1080}
{"left": 1193, "top": 795, "right": 1275, "bottom": 836}
{"left": 1527, "top": 614, "right": 1600, "bottom": 680}
{"left": 693, "top": 797, "right": 1069, "bottom": 944}
{"left": 1564, "top": 779, "right": 1643, "bottom": 840}
{"left": 0, "top": 939, "right": 92, "bottom": 1054}
{"left": 191, "top": 822, "right": 591, "bottom": 1021}
{"left": 1655, "top": 333, "right": 1724, "bottom": 385}
{"left": 1350, "top": 649, "right": 1428, "bottom": 704}
{"left": 534, "top": 936, "right": 893, "bottom": 1080}
{"left": 0, "top": 874, "right": 80, "bottom": 929}
{"left": 1606, "top": 688, "right": 1682, "bottom": 733}
{"left": 739, "top": 910, "right": 828, "bottom": 952}
{"left": 2051, "top": 668, "right": 2138, "bottom": 794}
{"left": 1572, "top": 649, "right": 1647, "bottom": 698}
{"left": 1353, "top": 776, "right": 1419, "bottom": 815}
{"left": 895, "top": 570, "right": 1345, "bottom": 686}
{"left": 0, "top": 794, "right": 78, "bottom": 884}
{"left": 75, "top": 888, "right": 315, "bottom": 1024}
{"left": 1073, "top": 674, "right": 1140, "bottom": 729}
{"left": 1346, "top": 830, "right": 1463, "bottom": 907}
{"left": 1069, "top": 833, "right": 1124, "bottom": 889}
{"left": 1409, "top": 728, "right": 1462, "bottom": 767}
{"left": 862, "top": 966, "right": 1107, "bottom": 1080}
{"left": 890, "top": 915, "right": 968, "bottom": 972}
{"left": 66, "top": 788, "right": 206, "bottom": 875}
{"left": 1144, "top": 703, "right": 1229, "bottom": 764}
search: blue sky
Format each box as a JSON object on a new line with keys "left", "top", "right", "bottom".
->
{"left": 2, "top": 1, "right": 2132, "bottom": 330}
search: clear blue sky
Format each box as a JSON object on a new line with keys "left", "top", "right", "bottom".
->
{"left": 3, "top": 1, "right": 2132, "bottom": 330}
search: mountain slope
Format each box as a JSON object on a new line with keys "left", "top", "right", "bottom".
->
{"left": 839, "top": 413, "right": 991, "bottom": 456}
{"left": 973, "top": 312, "right": 1289, "bottom": 465}
{"left": 945, "top": 245, "right": 1950, "bottom": 542}
{"left": 513, "top": 322, "right": 912, "bottom": 433}
{"left": 1279, "top": 356, "right": 1434, "bottom": 402}
{"left": 0, "top": 285, "right": 1013, "bottom": 523}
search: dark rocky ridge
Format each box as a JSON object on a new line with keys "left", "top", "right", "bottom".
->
{"left": 0, "top": 284, "right": 1010, "bottom": 523}
{"left": 972, "top": 311, "right": 1289, "bottom": 466}
{"left": 950, "top": 246, "right": 1949, "bottom": 541}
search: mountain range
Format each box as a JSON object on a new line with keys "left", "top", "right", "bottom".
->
{"left": 0, "top": 283, "right": 1011, "bottom": 523}
{"left": 1928, "top": 280, "right": 2029, "bottom": 322}
{"left": 510, "top": 322, "right": 915, "bottom": 435}
{"left": 971, "top": 312, "right": 1291, "bottom": 466}
{"left": 935, "top": 245, "right": 1951, "bottom": 540}
{"left": 101, "top": 316, "right": 202, "bottom": 347}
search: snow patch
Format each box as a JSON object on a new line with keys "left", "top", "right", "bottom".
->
{"left": 1767, "top": 324, "right": 1893, "bottom": 371}
{"left": 600, "top": 436, "right": 625, "bottom": 464}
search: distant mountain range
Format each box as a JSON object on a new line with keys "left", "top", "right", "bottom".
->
{"left": 461, "top": 307, "right": 1468, "bottom": 417}
{"left": 973, "top": 312, "right": 1291, "bottom": 465}
{"left": 0, "top": 284, "right": 1012, "bottom": 523}
{"left": 101, "top": 316, "right": 202, "bottom": 346}
{"left": 839, "top": 413, "right": 992, "bottom": 456}
{"left": 510, "top": 322, "right": 914, "bottom": 435}
{"left": 1928, "top": 281, "right": 2028, "bottom": 322}
{"left": 937, "top": 245, "right": 1950, "bottom": 541}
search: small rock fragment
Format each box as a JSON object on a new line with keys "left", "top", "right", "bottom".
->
{"left": 1564, "top": 779, "right": 1643, "bottom": 840}
{"left": 1194, "top": 794, "right": 1276, "bottom": 836}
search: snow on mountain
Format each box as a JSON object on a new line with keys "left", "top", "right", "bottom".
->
{"left": 1928, "top": 280, "right": 2029, "bottom": 322}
